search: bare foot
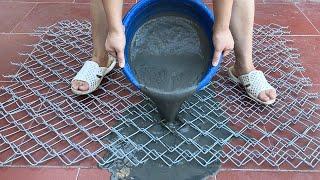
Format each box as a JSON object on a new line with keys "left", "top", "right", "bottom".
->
{"left": 232, "top": 65, "right": 277, "bottom": 103}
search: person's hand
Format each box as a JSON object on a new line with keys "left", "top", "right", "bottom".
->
{"left": 105, "top": 26, "right": 126, "bottom": 68}
{"left": 212, "top": 27, "right": 234, "bottom": 66}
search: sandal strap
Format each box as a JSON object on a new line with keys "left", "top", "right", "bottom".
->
{"left": 239, "top": 70, "right": 274, "bottom": 98}
{"left": 101, "top": 56, "right": 117, "bottom": 74}
{"left": 73, "top": 61, "right": 104, "bottom": 92}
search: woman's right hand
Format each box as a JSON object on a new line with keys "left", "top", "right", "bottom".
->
{"left": 105, "top": 26, "right": 126, "bottom": 68}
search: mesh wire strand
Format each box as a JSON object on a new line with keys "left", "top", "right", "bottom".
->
{"left": 0, "top": 20, "right": 320, "bottom": 168}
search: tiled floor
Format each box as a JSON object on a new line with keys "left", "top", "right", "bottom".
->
{"left": 0, "top": 0, "right": 319, "bottom": 180}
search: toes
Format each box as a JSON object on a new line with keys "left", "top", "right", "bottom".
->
{"left": 258, "top": 92, "right": 270, "bottom": 102}
{"left": 71, "top": 80, "right": 79, "bottom": 90}
{"left": 78, "top": 82, "right": 89, "bottom": 91}
{"left": 258, "top": 89, "right": 277, "bottom": 103}
{"left": 72, "top": 80, "right": 89, "bottom": 92}
{"left": 270, "top": 90, "right": 277, "bottom": 99}
{"left": 265, "top": 89, "right": 277, "bottom": 100}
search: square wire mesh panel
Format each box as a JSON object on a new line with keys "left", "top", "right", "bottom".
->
{"left": 0, "top": 20, "right": 319, "bottom": 168}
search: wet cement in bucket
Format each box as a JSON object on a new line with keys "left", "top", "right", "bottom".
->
{"left": 129, "top": 15, "right": 211, "bottom": 122}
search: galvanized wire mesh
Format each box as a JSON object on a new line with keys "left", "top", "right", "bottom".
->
{"left": 0, "top": 20, "right": 319, "bottom": 168}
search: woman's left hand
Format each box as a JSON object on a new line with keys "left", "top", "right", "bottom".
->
{"left": 212, "top": 27, "right": 234, "bottom": 66}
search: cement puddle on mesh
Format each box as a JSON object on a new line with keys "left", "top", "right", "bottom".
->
{"left": 1, "top": 21, "right": 320, "bottom": 180}
{"left": 102, "top": 91, "right": 232, "bottom": 179}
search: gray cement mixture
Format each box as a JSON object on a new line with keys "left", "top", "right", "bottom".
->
{"left": 103, "top": 96, "right": 231, "bottom": 180}
{"left": 129, "top": 15, "right": 211, "bottom": 122}
{"left": 101, "top": 85, "right": 240, "bottom": 180}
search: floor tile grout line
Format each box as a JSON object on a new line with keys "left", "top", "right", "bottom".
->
{"left": 0, "top": 1, "right": 76, "bottom": 3}
{"left": 0, "top": 1, "right": 134, "bottom": 4}
{"left": 3, "top": 165, "right": 320, "bottom": 173}
{"left": 294, "top": 2, "right": 320, "bottom": 34}
{"left": 75, "top": 167, "right": 80, "bottom": 180}
{"left": 0, "top": 1, "right": 316, "bottom": 5}
{"left": 0, "top": 32, "right": 40, "bottom": 35}
{"left": 279, "top": 34, "right": 320, "bottom": 36}
{"left": 0, "top": 0, "right": 252, "bottom": 3}
{"left": 9, "top": 3, "right": 38, "bottom": 33}
{"left": 220, "top": 168, "right": 320, "bottom": 173}
{"left": 1, "top": 165, "right": 98, "bottom": 169}
{"left": 0, "top": 1, "right": 318, "bottom": 4}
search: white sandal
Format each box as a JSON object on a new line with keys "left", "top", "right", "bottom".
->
{"left": 71, "top": 57, "right": 116, "bottom": 95}
{"left": 228, "top": 66, "right": 276, "bottom": 105}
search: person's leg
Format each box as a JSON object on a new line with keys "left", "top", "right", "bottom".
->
{"left": 230, "top": 0, "right": 276, "bottom": 102}
{"left": 72, "top": 0, "right": 110, "bottom": 91}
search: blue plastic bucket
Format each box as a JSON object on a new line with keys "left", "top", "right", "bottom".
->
{"left": 123, "top": 0, "right": 222, "bottom": 91}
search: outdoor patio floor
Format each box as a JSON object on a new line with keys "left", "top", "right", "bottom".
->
{"left": 0, "top": 0, "right": 320, "bottom": 179}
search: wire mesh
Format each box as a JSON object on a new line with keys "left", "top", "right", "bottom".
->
{"left": 0, "top": 20, "right": 319, "bottom": 169}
